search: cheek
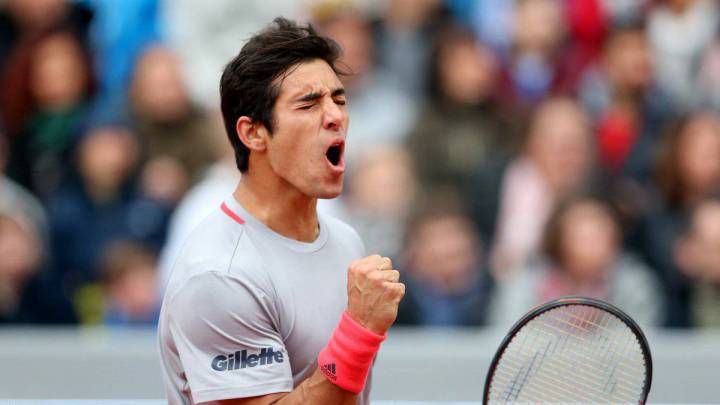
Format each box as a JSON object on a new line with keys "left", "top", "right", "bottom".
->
{"left": 268, "top": 135, "right": 318, "bottom": 180}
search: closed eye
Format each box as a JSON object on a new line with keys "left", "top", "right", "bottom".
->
{"left": 298, "top": 104, "right": 315, "bottom": 110}
{"left": 334, "top": 99, "right": 346, "bottom": 106}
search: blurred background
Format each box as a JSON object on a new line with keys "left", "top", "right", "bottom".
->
{"left": 1, "top": 0, "right": 720, "bottom": 402}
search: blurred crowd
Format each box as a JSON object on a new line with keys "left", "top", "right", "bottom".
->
{"left": 1, "top": 0, "right": 720, "bottom": 330}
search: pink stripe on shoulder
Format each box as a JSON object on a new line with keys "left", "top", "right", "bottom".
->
{"left": 220, "top": 202, "right": 245, "bottom": 225}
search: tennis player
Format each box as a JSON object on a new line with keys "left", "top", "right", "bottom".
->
{"left": 158, "top": 17, "right": 405, "bottom": 405}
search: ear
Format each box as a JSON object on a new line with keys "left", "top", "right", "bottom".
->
{"left": 236, "top": 116, "right": 268, "bottom": 151}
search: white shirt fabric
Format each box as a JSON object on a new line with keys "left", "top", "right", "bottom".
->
{"left": 156, "top": 161, "right": 351, "bottom": 297}
{"left": 158, "top": 196, "right": 369, "bottom": 404}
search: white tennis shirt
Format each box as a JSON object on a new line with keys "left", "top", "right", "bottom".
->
{"left": 158, "top": 196, "right": 370, "bottom": 404}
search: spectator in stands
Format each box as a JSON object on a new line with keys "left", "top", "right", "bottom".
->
{"left": 396, "top": 199, "right": 493, "bottom": 326}
{"left": 371, "top": 0, "right": 441, "bottom": 100}
{"left": 647, "top": 0, "right": 718, "bottom": 112}
{"left": 345, "top": 145, "right": 417, "bottom": 262}
{"left": 406, "top": 24, "right": 514, "bottom": 198}
{"left": 578, "top": 21, "right": 668, "bottom": 180}
{"left": 130, "top": 45, "right": 216, "bottom": 205}
{"left": 490, "top": 193, "right": 661, "bottom": 328}
{"left": 0, "top": 0, "right": 92, "bottom": 74}
{"left": 675, "top": 196, "right": 720, "bottom": 328}
{"left": 641, "top": 112, "right": 720, "bottom": 327}
{"left": 0, "top": 211, "right": 75, "bottom": 324}
{"left": 1, "top": 29, "right": 94, "bottom": 199}
{"left": 497, "top": 0, "right": 568, "bottom": 109}
{"left": 490, "top": 97, "right": 594, "bottom": 277}
{"left": 47, "top": 123, "right": 170, "bottom": 322}
{"left": 99, "top": 240, "right": 160, "bottom": 326}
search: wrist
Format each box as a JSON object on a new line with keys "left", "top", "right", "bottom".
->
{"left": 345, "top": 308, "right": 386, "bottom": 335}
{"left": 317, "top": 311, "right": 386, "bottom": 393}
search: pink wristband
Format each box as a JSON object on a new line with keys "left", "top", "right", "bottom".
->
{"left": 317, "top": 311, "right": 386, "bottom": 393}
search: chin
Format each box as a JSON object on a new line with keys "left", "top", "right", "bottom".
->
{"left": 317, "top": 188, "right": 343, "bottom": 199}
{"left": 315, "top": 183, "right": 344, "bottom": 199}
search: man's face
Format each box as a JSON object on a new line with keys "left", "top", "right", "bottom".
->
{"left": 264, "top": 59, "right": 349, "bottom": 199}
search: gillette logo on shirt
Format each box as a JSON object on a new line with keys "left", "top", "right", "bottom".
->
{"left": 211, "top": 347, "right": 285, "bottom": 371}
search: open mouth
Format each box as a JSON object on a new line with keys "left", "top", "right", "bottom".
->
{"left": 326, "top": 142, "right": 344, "bottom": 167}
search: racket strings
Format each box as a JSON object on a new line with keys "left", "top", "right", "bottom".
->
{"left": 516, "top": 308, "right": 644, "bottom": 400}
{"left": 541, "top": 312, "right": 645, "bottom": 379}
{"left": 534, "top": 311, "right": 642, "bottom": 398}
{"left": 488, "top": 305, "right": 648, "bottom": 404}
{"left": 496, "top": 310, "right": 648, "bottom": 400}
{"left": 497, "top": 331, "right": 625, "bottom": 401}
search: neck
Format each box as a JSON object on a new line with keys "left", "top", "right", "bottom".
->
{"left": 233, "top": 171, "right": 319, "bottom": 243}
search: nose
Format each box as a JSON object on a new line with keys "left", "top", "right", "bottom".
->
{"left": 322, "top": 100, "right": 344, "bottom": 131}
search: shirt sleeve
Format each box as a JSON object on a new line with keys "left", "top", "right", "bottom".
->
{"left": 166, "top": 271, "right": 293, "bottom": 403}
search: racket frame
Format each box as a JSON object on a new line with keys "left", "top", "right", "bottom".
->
{"left": 482, "top": 296, "right": 653, "bottom": 404}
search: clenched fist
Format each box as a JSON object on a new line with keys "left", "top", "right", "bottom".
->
{"left": 346, "top": 255, "right": 405, "bottom": 335}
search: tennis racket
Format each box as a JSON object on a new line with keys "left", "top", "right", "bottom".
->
{"left": 483, "top": 296, "right": 652, "bottom": 404}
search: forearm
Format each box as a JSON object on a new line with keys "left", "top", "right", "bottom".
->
{"left": 205, "top": 368, "right": 357, "bottom": 405}
{"left": 270, "top": 368, "right": 357, "bottom": 405}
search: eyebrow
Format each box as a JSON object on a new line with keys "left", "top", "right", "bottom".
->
{"left": 295, "top": 88, "right": 346, "bottom": 103}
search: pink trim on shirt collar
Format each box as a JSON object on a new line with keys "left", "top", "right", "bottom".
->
{"left": 220, "top": 202, "right": 245, "bottom": 225}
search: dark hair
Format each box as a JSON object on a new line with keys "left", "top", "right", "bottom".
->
{"left": 426, "top": 23, "right": 484, "bottom": 101}
{"left": 220, "top": 17, "right": 344, "bottom": 172}
{"left": 0, "top": 28, "right": 95, "bottom": 139}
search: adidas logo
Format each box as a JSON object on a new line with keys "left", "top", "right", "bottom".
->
{"left": 321, "top": 363, "right": 337, "bottom": 380}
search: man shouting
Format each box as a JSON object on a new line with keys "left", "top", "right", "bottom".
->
{"left": 158, "top": 17, "right": 405, "bottom": 405}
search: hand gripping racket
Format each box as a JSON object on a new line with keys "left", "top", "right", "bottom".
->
{"left": 483, "top": 296, "right": 652, "bottom": 404}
